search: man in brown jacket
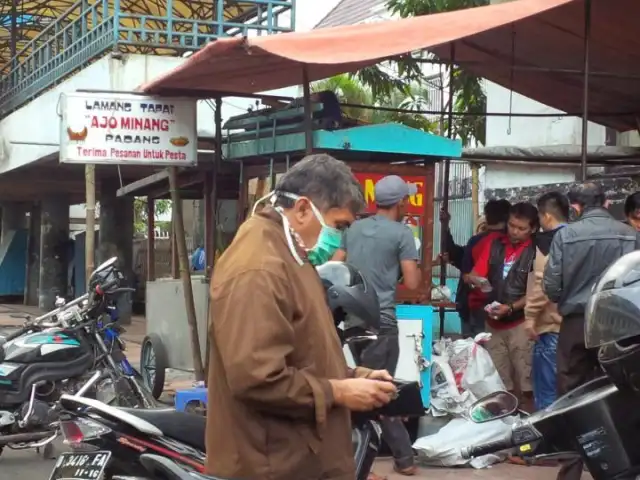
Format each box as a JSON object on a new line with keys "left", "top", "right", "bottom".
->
{"left": 206, "top": 154, "right": 398, "bottom": 480}
{"left": 524, "top": 192, "right": 568, "bottom": 410}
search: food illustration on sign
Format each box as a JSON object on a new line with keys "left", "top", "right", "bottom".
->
{"left": 170, "top": 136, "right": 190, "bottom": 147}
{"left": 67, "top": 126, "right": 88, "bottom": 141}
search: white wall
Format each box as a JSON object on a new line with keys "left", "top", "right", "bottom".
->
{"left": 480, "top": 82, "right": 606, "bottom": 203}
{"left": 482, "top": 0, "right": 607, "bottom": 201}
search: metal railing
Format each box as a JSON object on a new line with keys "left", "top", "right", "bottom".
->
{"left": 0, "top": 0, "right": 294, "bottom": 116}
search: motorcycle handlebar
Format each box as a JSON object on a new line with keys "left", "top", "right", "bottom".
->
{"left": 460, "top": 434, "right": 515, "bottom": 459}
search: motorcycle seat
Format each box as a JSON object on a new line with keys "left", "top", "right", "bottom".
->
{"left": 122, "top": 408, "right": 206, "bottom": 451}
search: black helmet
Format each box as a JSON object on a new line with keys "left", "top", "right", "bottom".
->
{"left": 585, "top": 250, "right": 640, "bottom": 392}
{"left": 316, "top": 261, "right": 380, "bottom": 332}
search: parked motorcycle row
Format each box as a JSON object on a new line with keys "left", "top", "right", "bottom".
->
{"left": 3, "top": 255, "right": 638, "bottom": 480}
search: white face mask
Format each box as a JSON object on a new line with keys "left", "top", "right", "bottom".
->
{"left": 251, "top": 191, "right": 305, "bottom": 266}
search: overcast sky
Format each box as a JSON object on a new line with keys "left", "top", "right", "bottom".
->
{"left": 294, "top": 0, "right": 341, "bottom": 31}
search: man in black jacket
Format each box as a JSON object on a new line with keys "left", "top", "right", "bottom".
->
{"left": 543, "top": 182, "right": 640, "bottom": 480}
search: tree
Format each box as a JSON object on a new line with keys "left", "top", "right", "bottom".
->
{"left": 313, "top": 74, "right": 438, "bottom": 133}
{"left": 353, "top": 0, "right": 489, "bottom": 147}
{"left": 133, "top": 198, "right": 171, "bottom": 234}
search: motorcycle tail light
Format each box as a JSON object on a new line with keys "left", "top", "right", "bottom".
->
{"left": 60, "top": 417, "right": 112, "bottom": 447}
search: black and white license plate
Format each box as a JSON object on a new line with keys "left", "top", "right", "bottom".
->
{"left": 48, "top": 451, "right": 111, "bottom": 480}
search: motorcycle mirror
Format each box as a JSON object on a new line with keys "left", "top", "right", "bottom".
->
{"left": 468, "top": 391, "right": 519, "bottom": 423}
{"left": 93, "top": 257, "right": 118, "bottom": 275}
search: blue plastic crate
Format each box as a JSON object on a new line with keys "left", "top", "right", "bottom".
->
{"left": 175, "top": 387, "right": 207, "bottom": 412}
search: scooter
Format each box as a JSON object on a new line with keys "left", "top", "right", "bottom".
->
{"left": 50, "top": 332, "right": 423, "bottom": 480}
{"left": 462, "top": 376, "right": 640, "bottom": 480}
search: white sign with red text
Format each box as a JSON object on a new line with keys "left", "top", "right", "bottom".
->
{"left": 59, "top": 92, "right": 198, "bottom": 166}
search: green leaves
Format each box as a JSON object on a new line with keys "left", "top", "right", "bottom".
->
{"left": 353, "top": 0, "right": 489, "bottom": 146}
{"left": 134, "top": 198, "right": 170, "bottom": 234}
{"left": 312, "top": 73, "right": 438, "bottom": 133}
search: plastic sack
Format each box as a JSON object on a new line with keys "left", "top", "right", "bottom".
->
{"left": 461, "top": 334, "right": 506, "bottom": 400}
{"left": 430, "top": 355, "right": 472, "bottom": 416}
{"left": 413, "top": 416, "right": 512, "bottom": 468}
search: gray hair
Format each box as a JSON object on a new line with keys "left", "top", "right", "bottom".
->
{"left": 274, "top": 154, "right": 365, "bottom": 214}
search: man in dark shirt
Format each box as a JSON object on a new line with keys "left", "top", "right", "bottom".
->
{"left": 543, "top": 182, "right": 640, "bottom": 480}
{"left": 333, "top": 175, "right": 421, "bottom": 476}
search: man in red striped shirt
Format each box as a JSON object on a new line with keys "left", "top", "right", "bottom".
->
{"left": 468, "top": 203, "right": 538, "bottom": 409}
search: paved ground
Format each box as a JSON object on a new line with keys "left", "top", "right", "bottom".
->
{"left": 0, "top": 303, "right": 575, "bottom": 479}
{"left": 5, "top": 439, "right": 567, "bottom": 480}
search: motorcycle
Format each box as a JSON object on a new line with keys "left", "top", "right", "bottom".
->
{"left": 0, "top": 257, "right": 155, "bottom": 455}
{"left": 51, "top": 332, "right": 424, "bottom": 480}
{"left": 462, "top": 375, "right": 640, "bottom": 480}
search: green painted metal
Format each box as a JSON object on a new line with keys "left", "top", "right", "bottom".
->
{"left": 222, "top": 123, "right": 463, "bottom": 161}
{"left": 0, "top": 0, "right": 294, "bottom": 116}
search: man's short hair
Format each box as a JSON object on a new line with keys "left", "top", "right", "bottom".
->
{"left": 537, "top": 192, "right": 570, "bottom": 222}
{"left": 567, "top": 182, "right": 606, "bottom": 209}
{"left": 509, "top": 202, "right": 539, "bottom": 229}
{"left": 624, "top": 192, "right": 640, "bottom": 217}
{"left": 274, "top": 154, "right": 365, "bottom": 214}
{"left": 484, "top": 199, "right": 511, "bottom": 226}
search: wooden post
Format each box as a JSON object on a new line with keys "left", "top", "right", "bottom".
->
{"left": 85, "top": 165, "right": 96, "bottom": 287}
{"left": 168, "top": 167, "right": 205, "bottom": 381}
{"left": 471, "top": 163, "right": 480, "bottom": 231}
{"left": 302, "top": 66, "right": 313, "bottom": 154}
{"left": 171, "top": 215, "right": 179, "bottom": 279}
{"left": 146, "top": 198, "right": 155, "bottom": 281}
{"left": 204, "top": 172, "right": 214, "bottom": 271}
{"left": 422, "top": 165, "right": 436, "bottom": 302}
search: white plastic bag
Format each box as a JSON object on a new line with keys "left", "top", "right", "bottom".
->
{"left": 413, "top": 416, "right": 512, "bottom": 468}
{"left": 461, "top": 334, "right": 505, "bottom": 400}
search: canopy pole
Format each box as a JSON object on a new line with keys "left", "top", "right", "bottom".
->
{"left": 302, "top": 66, "right": 314, "bottom": 154}
{"left": 580, "top": 0, "right": 592, "bottom": 181}
{"left": 204, "top": 96, "right": 223, "bottom": 381}
{"left": 168, "top": 167, "right": 205, "bottom": 382}
{"left": 439, "top": 43, "right": 456, "bottom": 339}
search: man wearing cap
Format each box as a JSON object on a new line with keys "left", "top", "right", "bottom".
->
{"left": 333, "top": 175, "right": 422, "bottom": 476}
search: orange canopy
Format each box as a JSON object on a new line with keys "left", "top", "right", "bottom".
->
{"left": 140, "top": 0, "right": 640, "bottom": 131}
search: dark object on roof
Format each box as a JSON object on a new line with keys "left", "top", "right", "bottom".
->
{"left": 463, "top": 145, "right": 640, "bottom": 165}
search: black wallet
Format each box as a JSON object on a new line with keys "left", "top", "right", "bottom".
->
{"left": 375, "top": 380, "right": 425, "bottom": 417}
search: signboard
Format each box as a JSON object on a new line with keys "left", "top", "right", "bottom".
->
{"left": 59, "top": 92, "right": 198, "bottom": 166}
{"left": 353, "top": 173, "right": 426, "bottom": 215}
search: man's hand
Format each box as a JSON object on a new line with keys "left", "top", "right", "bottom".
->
{"left": 330, "top": 378, "right": 397, "bottom": 411}
{"left": 438, "top": 252, "right": 450, "bottom": 264}
{"left": 367, "top": 370, "right": 394, "bottom": 382}
{"left": 492, "top": 303, "right": 511, "bottom": 318}
{"left": 523, "top": 320, "right": 538, "bottom": 341}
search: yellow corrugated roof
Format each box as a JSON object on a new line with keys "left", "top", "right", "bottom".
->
{"left": 0, "top": 1, "right": 265, "bottom": 71}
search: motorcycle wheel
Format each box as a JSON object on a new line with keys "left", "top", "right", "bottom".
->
{"left": 140, "top": 333, "right": 168, "bottom": 400}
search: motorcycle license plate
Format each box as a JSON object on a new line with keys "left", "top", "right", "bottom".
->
{"left": 48, "top": 451, "right": 111, "bottom": 480}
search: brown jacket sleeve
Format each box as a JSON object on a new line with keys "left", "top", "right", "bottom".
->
{"left": 210, "top": 269, "right": 334, "bottom": 420}
{"left": 524, "top": 250, "right": 548, "bottom": 329}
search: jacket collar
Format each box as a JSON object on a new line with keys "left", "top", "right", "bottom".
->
{"left": 579, "top": 207, "right": 613, "bottom": 220}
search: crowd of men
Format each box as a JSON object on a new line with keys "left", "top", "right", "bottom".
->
{"left": 444, "top": 183, "right": 640, "bottom": 480}
{"left": 202, "top": 152, "right": 640, "bottom": 480}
